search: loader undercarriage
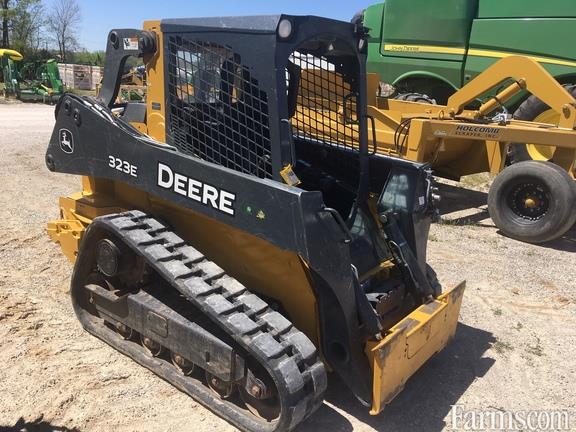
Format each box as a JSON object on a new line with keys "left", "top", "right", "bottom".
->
{"left": 72, "top": 211, "right": 326, "bottom": 431}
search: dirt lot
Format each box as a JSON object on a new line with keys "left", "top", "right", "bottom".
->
{"left": 0, "top": 103, "right": 575, "bottom": 432}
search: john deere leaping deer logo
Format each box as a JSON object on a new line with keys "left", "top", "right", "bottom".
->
{"left": 59, "top": 129, "right": 74, "bottom": 154}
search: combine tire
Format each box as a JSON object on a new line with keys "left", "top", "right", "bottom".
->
{"left": 488, "top": 161, "right": 576, "bottom": 244}
{"left": 395, "top": 93, "right": 437, "bottom": 105}
{"left": 508, "top": 84, "right": 576, "bottom": 164}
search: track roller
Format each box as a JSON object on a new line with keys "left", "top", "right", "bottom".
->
{"left": 206, "top": 371, "right": 235, "bottom": 399}
{"left": 171, "top": 353, "right": 195, "bottom": 376}
{"left": 140, "top": 335, "right": 164, "bottom": 357}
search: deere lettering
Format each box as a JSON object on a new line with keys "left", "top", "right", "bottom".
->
{"left": 157, "top": 162, "right": 236, "bottom": 216}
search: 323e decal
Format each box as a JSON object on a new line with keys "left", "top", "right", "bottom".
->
{"left": 108, "top": 156, "right": 138, "bottom": 178}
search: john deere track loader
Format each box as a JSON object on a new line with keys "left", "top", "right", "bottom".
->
{"left": 46, "top": 15, "right": 464, "bottom": 432}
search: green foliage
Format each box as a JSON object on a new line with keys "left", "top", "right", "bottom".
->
{"left": 1, "top": 0, "right": 44, "bottom": 51}
{"left": 125, "top": 56, "right": 143, "bottom": 71}
{"left": 1, "top": 0, "right": 98, "bottom": 67}
{"left": 1, "top": 0, "right": 103, "bottom": 79}
{"left": 46, "top": 0, "right": 81, "bottom": 62}
{"left": 24, "top": 48, "right": 52, "bottom": 62}
{"left": 72, "top": 50, "right": 105, "bottom": 66}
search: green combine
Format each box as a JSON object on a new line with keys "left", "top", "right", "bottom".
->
{"left": 358, "top": 0, "right": 576, "bottom": 163}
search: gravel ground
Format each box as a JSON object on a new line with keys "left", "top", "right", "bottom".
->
{"left": 0, "top": 103, "right": 575, "bottom": 432}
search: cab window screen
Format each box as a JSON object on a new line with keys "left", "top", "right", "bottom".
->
{"left": 289, "top": 52, "right": 359, "bottom": 152}
{"left": 167, "top": 36, "right": 273, "bottom": 179}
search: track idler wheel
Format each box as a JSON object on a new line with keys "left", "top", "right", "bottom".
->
{"left": 240, "top": 387, "right": 280, "bottom": 421}
{"left": 96, "top": 237, "right": 148, "bottom": 287}
{"left": 239, "top": 371, "right": 281, "bottom": 421}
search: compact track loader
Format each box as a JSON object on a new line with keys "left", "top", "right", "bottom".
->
{"left": 46, "top": 16, "right": 465, "bottom": 432}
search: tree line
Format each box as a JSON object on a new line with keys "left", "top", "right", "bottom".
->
{"left": 1, "top": 0, "right": 104, "bottom": 65}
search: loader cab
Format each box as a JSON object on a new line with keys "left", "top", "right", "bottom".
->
{"left": 286, "top": 41, "right": 365, "bottom": 217}
{"left": 163, "top": 17, "right": 377, "bottom": 258}
{"left": 163, "top": 15, "right": 370, "bottom": 188}
{"left": 158, "top": 15, "right": 431, "bottom": 275}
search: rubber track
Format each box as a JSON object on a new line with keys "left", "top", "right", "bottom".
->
{"left": 85, "top": 210, "right": 327, "bottom": 432}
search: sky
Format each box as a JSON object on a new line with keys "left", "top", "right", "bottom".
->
{"left": 45, "top": 0, "right": 376, "bottom": 52}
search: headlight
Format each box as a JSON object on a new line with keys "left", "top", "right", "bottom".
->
{"left": 278, "top": 19, "right": 293, "bottom": 39}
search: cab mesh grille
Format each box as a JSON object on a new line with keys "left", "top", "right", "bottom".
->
{"left": 290, "top": 53, "right": 359, "bottom": 151}
{"left": 167, "top": 36, "right": 272, "bottom": 179}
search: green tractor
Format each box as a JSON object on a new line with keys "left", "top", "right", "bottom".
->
{"left": 357, "top": 0, "right": 576, "bottom": 163}
{"left": 18, "top": 58, "right": 64, "bottom": 103}
{"left": 0, "top": 49, "right": 64, "bottom": 104}
{"left": 0, "top": 49, "right": 23, "bottom": 97}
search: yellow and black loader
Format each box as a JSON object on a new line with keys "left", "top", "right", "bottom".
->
{"left": 46, "top": 15, "right": 464, "bottom": 432}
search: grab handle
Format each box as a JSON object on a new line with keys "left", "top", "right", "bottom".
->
{"left": 323, "top": 208, "right": 352, "bottom": 244}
